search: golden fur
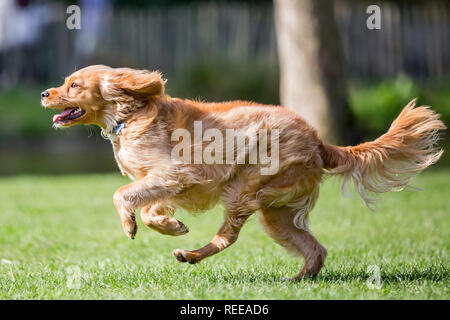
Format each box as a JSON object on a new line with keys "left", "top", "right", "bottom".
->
{"left": 41, "top": 65, "right": 446, "bottom": 280}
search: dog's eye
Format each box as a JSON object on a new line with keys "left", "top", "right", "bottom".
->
{"left": 70, "top": 82, "right": 79, "bottom": 88}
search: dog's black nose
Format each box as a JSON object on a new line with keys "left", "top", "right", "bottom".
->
{"left": 41, "top": 91, "right": 50, "bottom": 98}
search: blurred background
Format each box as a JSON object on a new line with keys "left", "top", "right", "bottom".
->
{"left": 0, "top": 0, "right": 448, "bottom": 175}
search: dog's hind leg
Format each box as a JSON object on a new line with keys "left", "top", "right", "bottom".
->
{"left": 173, "top": 178, "right": 259, "bottom": 264}
{"left": 173, "top": 210, "right": 251, "bottom": 264}
{"left": 259, "top": 206, "right": 327, "bottom": 280}
{"left": 140, "top": 202, "right": 188, "bottom": 236}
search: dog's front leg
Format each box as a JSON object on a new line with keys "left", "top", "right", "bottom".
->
{"left": 113, "top": 175, "right": 184, "bottom": 239}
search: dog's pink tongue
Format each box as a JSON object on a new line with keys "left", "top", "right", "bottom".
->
{"left": 53, "top": 107, "right": 75, "bottom": 123}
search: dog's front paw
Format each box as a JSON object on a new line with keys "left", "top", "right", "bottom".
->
{"left": 122, "top": 219, "right": 137, "bottom": 240}
{"left": 173, "top": 249, "right": 200, "bottom": 264}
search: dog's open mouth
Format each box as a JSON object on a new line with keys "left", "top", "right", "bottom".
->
{"left": 53, "top": 107, "right": 86, "bottom": 124}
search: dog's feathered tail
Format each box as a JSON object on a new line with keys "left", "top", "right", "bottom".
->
{"left": 320, "top": 99, "right": 446, "bottom": 209}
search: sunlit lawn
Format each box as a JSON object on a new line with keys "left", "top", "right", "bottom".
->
{"left": 0, "top": 170, "right": 448, "bottom": 299}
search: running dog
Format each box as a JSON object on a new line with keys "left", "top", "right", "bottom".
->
{"left": 41, "top": 65, "right": 445, "bottom": 280}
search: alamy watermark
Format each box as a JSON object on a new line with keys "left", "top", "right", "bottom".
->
{"left": 66, "top": 265, "right": 84, "bottom": 289}
{"left": 66, "top": 5, "right": 381, "bottom": 32}
{"left": 171, "top": 121, "right": 280, "bottom": 175}
{"left": 366, "top": 5, "right": 381, "bottom": 30}
{"left": 366, "top": 265, "right": 382, "bottom": 289}
{"left": 66, "top": 5, "right": 81, "bottom": 30}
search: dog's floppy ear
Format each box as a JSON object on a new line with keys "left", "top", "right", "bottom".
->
{"left": 112, "top": 68, "right": 165, "bottom": 98}
{"left": 101, "top": 68, "right": 166, "bottom": 101}
{"left": 100, "top": 68, "right": 166, "bottom": 119}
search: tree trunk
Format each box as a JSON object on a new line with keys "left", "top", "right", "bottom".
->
{"left": 274, "top": 0, "right": 355, "bottom": 144}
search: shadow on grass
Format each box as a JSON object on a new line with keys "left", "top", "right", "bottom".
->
{"left": 182, "top": 265, "right": 448, "bottom": 284}
{"left": 312, "top": 265, "right": 448, "bottom": 284}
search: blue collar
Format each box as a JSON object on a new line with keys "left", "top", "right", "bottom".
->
{"left": 113, "top": 121, "right": 125, "bottom": 135}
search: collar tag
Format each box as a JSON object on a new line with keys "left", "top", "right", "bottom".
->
{"left": 113, "top": 122, "right": 125, "bottom": 135}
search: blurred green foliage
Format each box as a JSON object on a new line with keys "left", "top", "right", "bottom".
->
{"left": 0, "top": 65, "right": 448, "bottom": 174}
{"left": 0, "top": 64, "right": 448, "bottom": 142}
{"left": 350, "top": 74, "right": 450, "bottom": 138}
{"left": 167, "top": 59, "right": 280, "bottom": 105}
{"left": 0, "top": 87, "right": 50, "bottom": 139}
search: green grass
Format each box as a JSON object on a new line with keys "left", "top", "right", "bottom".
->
{"left": 0, "top": 170, "right": 449, "bottom": 299}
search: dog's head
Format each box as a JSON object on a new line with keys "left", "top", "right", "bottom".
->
{"left": 41, "top": 65, "right": 166, "bottom": 131}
